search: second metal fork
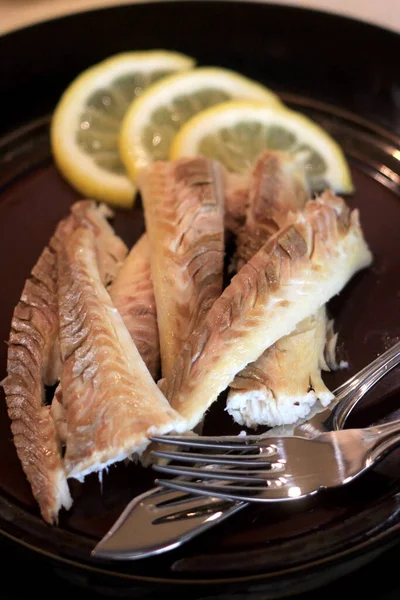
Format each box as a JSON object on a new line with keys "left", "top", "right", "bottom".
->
{"left": 152, "top": 420, "right": 400, "bottom": 503}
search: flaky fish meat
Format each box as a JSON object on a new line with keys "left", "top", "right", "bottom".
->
{"left": 57, "top": 220, "right": 186, "bottom": 480}
{"left": 2, "top": 228, "right": 72, "bottom": 524}
{"left": 109, "top": 234, "right": 159, "bottom": 379}
{"left": 166, "top": 190, "right": 372, "bottom": 430}
{"left": 138, "top": 158, "right": 225, "bottom": 379}
{"left": 227, "top": 152, "right": 336, "bottom": 427}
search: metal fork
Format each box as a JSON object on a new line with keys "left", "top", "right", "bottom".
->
{"left": 93, "top": 340, "right": 400, "bottom": 559}
{"left": 152, "top": 420, "right": 400, "bottom": 503}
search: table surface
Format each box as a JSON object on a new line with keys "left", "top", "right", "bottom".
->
{"left": 1, "top": 0, "right": 400, "bottom": 36}
{"left": 0, "top": 1, "right": 399, "bottom": 598}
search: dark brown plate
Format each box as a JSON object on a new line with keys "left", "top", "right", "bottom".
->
{"left": 0, "top": 2, "right": 399, "bottom": 598}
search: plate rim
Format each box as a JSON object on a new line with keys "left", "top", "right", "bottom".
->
{"left": 0, "top": 0, "right": 400, "bottom": 586}
{"left": 1, "top": 514, "right": 399, "bottom": 585}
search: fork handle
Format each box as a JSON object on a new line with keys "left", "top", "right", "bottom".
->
{"left": 364, "top": 419, "right": 400, "bottom": 464}
{"left": 331, "top": 341, "right": 400, "bottom": 430}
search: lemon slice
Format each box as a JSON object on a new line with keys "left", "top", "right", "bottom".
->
{"left": 51, "top": 51, "right": 195, "bottom": 206}
{"left": 171, "top": 101, "right": 353, "bottom": 193}
{"left": 119, "top": 68, "right": 281, "bottom": 181}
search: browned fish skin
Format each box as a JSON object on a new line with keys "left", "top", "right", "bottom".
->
{"left": 109, "top": 234, "right": 159, "bottom": 379}
{"left": 57, "top": 223, "right": 185, "bottom": 479}
{"left": 2, "top": 230, "right": 72, "bottom": 524}
{"left": 139, "top": 158, "right": 225, "bottom": 379}
{"left": 166, "top": 192, "right": 372, "bottom": 430}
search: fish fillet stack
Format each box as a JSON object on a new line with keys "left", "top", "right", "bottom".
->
{"left": 2, "top": 153, "right": 372, "bottom": 524}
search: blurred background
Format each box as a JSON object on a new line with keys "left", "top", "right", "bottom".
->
{"left": 1, "top": 0, "right": 400, "bottom": 36}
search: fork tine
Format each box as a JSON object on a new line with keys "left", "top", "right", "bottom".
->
{"left": 151, "top": 450, "right": 276, "bottom": 466}
{"left": 150, "top": 435, "right": 259, "bottom": 450}
{"left": 153, "top": 493, "right": 232, "bottom": 517}
{"left": 153, "top": 464, "right": 277, "bottom": 483}
{"left": 152, "top": 488, "right": 198, "bottom": 507}
{"left": 157, "top": 479, "right": 289, "bottom": 503}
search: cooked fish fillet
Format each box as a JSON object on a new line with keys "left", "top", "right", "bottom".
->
{"left": 235, "top": 151, "right": 308, "bottom": 268}
{"left": 223, "top": 149, "right": 305, "bottom": 238}
{"left": 49, "top": 200, "right": 128, "bottom": 435}
{"left": 109, "top": 234, "right": 159, "bottom": 379}
{"left": 227, "top": 307, "right": 334, "bottom": 427}
{"left": 138, "top": 158, "right": 225, "bottom": 379}
{"left": 57, "top": 221, "right": 186, "bottom": 480}
{"left": 166, "top": 191, "right": 373, "bottom": 430}
{"left": 70, "top": 200, "right": 128, "bottom": 285}
{"left": 2, "top": 231, "right": 72, "bottom": 524}
{"left": 224, "top": 172, "right": 250, "bottom": 235}
{"left": 227, "top": 152, "right": 335, "bottom": 427}
{"left": 50, "top": 389, "right": 67, "bottom": 445}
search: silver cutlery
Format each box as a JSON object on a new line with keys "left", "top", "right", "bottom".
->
{"left": 93, "top": 340, "right": 400, "bottom": 560}
{"left": 152, "top": 420, "right": 400, "bottom": 502}
{"left": 92, "top": 485, "right": 243, "bottom": 560}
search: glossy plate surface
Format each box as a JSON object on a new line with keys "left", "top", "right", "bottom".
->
{"left": 0, "top": 2, "right": 399, "bottom": 597}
